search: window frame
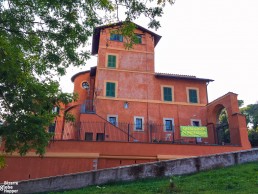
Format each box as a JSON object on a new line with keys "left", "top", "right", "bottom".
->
{"left": 191, "top": 119, "right": 202, "bottom": 126}
{"left": 187, "top": 87, "right": 199, "bottom": 104}
{"left": 163, "top": 118, "right": 175, "bottom": 132}
{"left": 107, "top": 115, "right": 118, "bottom": 126}
{"left": 106, "top": 53, "right": 118, "bottom": 68}
{"left": 134, "top": 116, "right": 144, "bottom": 131}
{"left": 161, "top": 85, "right": 174, "bottom": 102}
{"left": 110, "top": 33, "right": 123, "bottom": 42}
{"left": 135, "top": 34, "right": 142, "bottom": 44}
{"left": 105, "top": 81, "right": 117, "bottom": 98}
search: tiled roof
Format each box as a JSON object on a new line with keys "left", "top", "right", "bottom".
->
{"left": 91, "top": 21, "right": 162, "bottom": 55}
{"left": 155, "top": 72, "right": 214, "bottom": 82}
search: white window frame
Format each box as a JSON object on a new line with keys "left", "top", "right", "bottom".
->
{"left": 163, "top": 118, "right": 175, "bottom": 132}
{"left": 161, "top": 85, "right": 174, "bottom": 102}
{"left": 134, "top": 116, "right": 144, "bottom": 131}
{"left": 191, "top": 119, "right": 202, "bottom": 126}
{"left": 186, "top": 87, "right": 199, "bottom": 104}
{"left": 107, "top": 114, "right": 118, "bottom": 126}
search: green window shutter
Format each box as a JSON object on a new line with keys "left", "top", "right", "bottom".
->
{"left": 189, "top": 89, "right": 198, "bottom": 103}
{"left": 108, "top": 55, "right": 116, "bottom": 68}
{"left": 163, "top": 87, "right": 172, "bottom": 101}
{"left": 106, "top": 82, "right": 116, "bottom": 97}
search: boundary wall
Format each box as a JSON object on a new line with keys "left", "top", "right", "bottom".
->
{"left": 0, "top": 141, "right": 251, "bottom": 182}
{"left": 11, "top": 148, "right": 258, "bottom": 193}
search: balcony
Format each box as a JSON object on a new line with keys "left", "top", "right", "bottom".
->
{"left": 80, "top": 100, "right": 95, "bottom": 114}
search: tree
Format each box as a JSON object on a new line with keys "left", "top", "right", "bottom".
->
{"left": 0, "top": 0, "right": 175, "bottom": 156}
{"left": 240, "top": 102, "right": 258, "bottom": 147}
{"left": 238, "top": 100, "right": 244, "bottom": 108}
{"left": 218, "top": 108, "right": 230, "bottom": 144}
{"left": 241, "top": 103, "right": 258, "bottom": 129}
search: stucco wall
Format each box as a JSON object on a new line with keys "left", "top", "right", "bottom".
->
{"left": 0, "top": 141, "right": 250, "bottom": 182}
{"left": 12, "top": 148, "right": 258, "bottom": 194}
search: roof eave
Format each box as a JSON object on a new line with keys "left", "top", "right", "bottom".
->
{"left": 155, "top": 74, "right": 214, "bottom": 83}
{"left": 71, "top": 70, "right": 90, "bottom": 82}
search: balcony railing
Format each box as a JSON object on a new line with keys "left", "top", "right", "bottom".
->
{"left": 51, "top": 121, "right": 218, "bottom": 145}
{"left": 80, "top": 100, "right": 95, "bottom": 113}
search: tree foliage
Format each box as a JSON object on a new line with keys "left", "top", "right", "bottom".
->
{"left": 217, "top": 108, "right": 230, "bottom": 144}
{"left": 248, "top": 129, "right": 258, "bottom": 147}
{"left": 0, "top": 0, "right": 174, "bottom": 156}
{"left": 241, "top": 103, "right": 258, "bottom": 130}
{"left": 240, "top": 102, "right": 258, "bottom": 147}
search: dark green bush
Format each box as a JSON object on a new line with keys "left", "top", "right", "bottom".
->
{"left": 248, "top": 129, "right": 258, "bottom": 147}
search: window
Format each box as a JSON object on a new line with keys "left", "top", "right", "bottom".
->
{"left": 134, "top": 116, "right": 144, "bottom": 131}
{"left": 135, "top": 34, "right": 142, "bottom": 44}
{"left": 187, "top": 88, "right": 199, "bottom": 103}
{"left": 163, "top": 87, "right": 172, "bottom": 101}
{"left": 191, "top": 119, "right": 201, "bottom": 126}
{"left": 108, "top": 115, "right": 118, "bottom": 126}
{"left": 135, "top": 118, "right": 143, "bottom": 130}
{"left": 81, "top": 81, "right": 90, "bottom": 90}
{"left": 96, "top": 133, "right": 105, "bottom": 141}
{"left": 110, "top": 33, "right": 123, "bottom": 42}
{"left": 106, "top": 82, "right": 116, "bottom": 97}
{"left": 107, "top": 55, "right": 116, "bottom": 68}
{"left": 85, "top": 132, "right": 93, "bottom": 141}
{"left": 163, "top": 118, "right": 174, "bottom": 132}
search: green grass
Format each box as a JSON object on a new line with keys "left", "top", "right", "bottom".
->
{"left": 52, "top": 162, "right": 258, "bottom": 194}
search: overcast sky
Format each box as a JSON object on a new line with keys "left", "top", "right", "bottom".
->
{"left": 60, "top": 0, "right": 258, "bottom": 106}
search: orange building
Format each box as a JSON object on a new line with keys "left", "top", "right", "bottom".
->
{"left": 54, "top": 22, "right": 250, "bottom": 148}
{"left": 1, "top": 22, "right": 251, "bottom": 182}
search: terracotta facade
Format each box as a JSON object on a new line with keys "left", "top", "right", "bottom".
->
{"left": 0, "top": 22, "right": 251, "bottom": 182}
{"left": 54, "top": 22, "right": 250, "bottom": 148}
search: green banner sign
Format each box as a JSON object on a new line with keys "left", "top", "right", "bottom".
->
{"left": 180, "top": 126, "right": 208, "bottom": 138}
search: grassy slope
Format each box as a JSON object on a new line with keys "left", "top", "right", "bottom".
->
{"left": 52, "top": 162, "right": 258, "bottom": 194}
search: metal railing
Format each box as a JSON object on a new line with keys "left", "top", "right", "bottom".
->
{"left": 50, "top": 121, "right": 217, "bottom": 145}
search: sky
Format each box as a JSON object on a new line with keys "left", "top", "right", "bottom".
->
{"left": 60, "top": 0, "right": 258, "bottom": 106}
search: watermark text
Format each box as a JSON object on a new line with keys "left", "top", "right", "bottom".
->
{"left": 0, "top": 181, "right": 18, "bottom": 193}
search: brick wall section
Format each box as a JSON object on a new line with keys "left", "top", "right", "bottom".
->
{"left": 14, "top": 148, "right": 258, "bottom": 194}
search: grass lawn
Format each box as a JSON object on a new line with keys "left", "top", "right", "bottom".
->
{"left": 51, "top": 162, "right": 258, "bottom": 194}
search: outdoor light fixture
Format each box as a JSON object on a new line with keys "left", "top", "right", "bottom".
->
{"left": 124, "top": 101, "right": 129, "bottom": 109}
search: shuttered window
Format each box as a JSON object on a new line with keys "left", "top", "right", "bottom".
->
{"left": 108, "top": 55, "right": 116, "bottom": 68}
{"left": 163, "top": 87, "right": 172, "bottom": 101}
{"left": 106, "top": 82, "right": 116, "bottom": 97}
{"left": 189, "top": 89, "right": 198, "bottom": 103}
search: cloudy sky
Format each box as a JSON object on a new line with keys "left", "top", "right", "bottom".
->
{"left": 60, "top": 0, "right": 258, "bottom": 106}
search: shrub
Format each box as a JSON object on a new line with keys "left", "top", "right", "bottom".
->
{"left": 248, "top": 129, "right": 258, "bottom": 147}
